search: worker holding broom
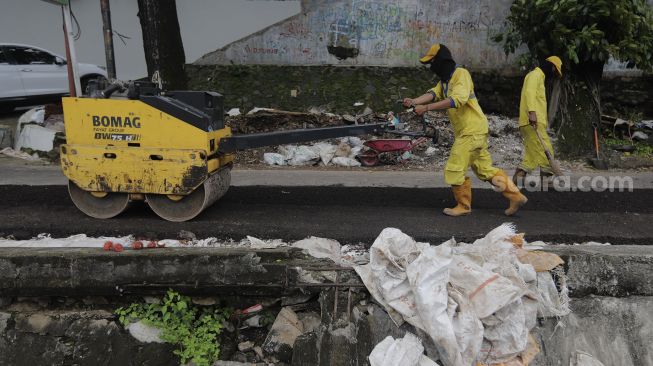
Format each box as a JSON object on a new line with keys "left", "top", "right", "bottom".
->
{"left": 403, "top": 43, "right": 528, "bottom": 216}
{"left": 513, "top": 56, "right": 563, "bottom": 187}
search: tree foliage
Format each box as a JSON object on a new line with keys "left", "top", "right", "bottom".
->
{"left": 494, "top": 0, "right": 653, "bottom": 70}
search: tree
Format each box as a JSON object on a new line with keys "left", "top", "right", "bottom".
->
{"left": 137, "top": 0, "right": 187, "bottom": 89}
{"left": 494, "top": 0, "right": 653, "bottom": 156}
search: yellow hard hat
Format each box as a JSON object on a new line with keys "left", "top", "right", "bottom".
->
{"left": 546, "top": 56, "right": 563, "bottom": 76}
{"left": 419, "top": 44, "right": 441, "bottom": 64}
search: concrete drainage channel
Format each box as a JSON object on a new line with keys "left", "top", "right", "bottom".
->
{"left": 0, "top": 240, "right": 652, "bottom": 366}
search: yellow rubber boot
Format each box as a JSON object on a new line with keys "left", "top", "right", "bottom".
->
{"left": 443, "top": 177, "right": 472, "bottom": 216}
{"left": 492, "top": 170, "right": 528, "bottom": 216}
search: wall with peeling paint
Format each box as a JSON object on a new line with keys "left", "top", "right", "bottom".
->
{"left": 196, "top": 0, "right": 515, "bottom": 70}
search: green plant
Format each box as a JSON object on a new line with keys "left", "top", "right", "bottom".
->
{"left": 604, "top": 137, "right": 653, "bottom": 157}
{"left": 116, "top": 290, "right": 231, "bottom": 366}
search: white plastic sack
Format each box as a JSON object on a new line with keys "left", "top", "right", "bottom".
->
{"left": 18, "top": 106, "right": 45, "bottom": 125}
{"left": 406, "top": 244, "right": 465, "bottom": 366}
{"left": 447, "top": 288, "right": 484, "bottom": 366}
{"left": 226, "top": 108, "right": 241, "bottom": 116}
{"left": 332, "top": 157, "right": 361, "bottom": 167}
{"left": 311, "top": 142, "right": 337, "bottom": 165}
{"left": 449, "top": 254, "right": 524, "bottom": 319}
{"left": 478, "top": 299, "right": 528, "bottom": 363}
{"left": 367, "top": 228, "right": 429, "bottom": 327}
{"left": 369, "top": 333, "right": 440, "bottom": 366}
{"left": 535, "top": 270, "right": 570, "bottom": 317}
{"left": 263, "top": 153, "right": 286, "bottom": 166}
{"left": 288, "top": 145, "right": 319, "bottom": 166}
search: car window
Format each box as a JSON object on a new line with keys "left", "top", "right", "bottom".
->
{"left": 0, "top": 48, "right": 9, "bottom": 64}
{"left": 5, "top": 46, "right": 56, "bottom": 65}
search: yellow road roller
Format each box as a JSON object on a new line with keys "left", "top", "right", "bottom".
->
{"left": 60, "top": 81, "right": 392, "bottom": 221}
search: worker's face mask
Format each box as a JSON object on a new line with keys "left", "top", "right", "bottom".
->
{"left": 430, "top": 59, "right": 456, "bottom": 82}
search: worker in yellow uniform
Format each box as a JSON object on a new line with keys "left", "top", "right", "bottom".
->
{"left": 403, "top": 44, "right": 527, "bottom": 216}
{"left": 513, "top": 56, "right": 563, "bottom": 186}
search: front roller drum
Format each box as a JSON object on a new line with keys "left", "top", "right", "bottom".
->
{"left": 68, "top": 180, "right": 130, "bottom": 219}
{"left": 146, "top": 167, "right": 231, "bottom": 222}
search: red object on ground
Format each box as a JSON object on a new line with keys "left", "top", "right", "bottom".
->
{"left": 357, "top": 137, "right": 429, "bottom": 167}
{"left": 113, "top": 243, "right": 124, "bottom": 252}
{"left": 103, "top": 241, "right": 113, "bottom": 251}
{"left": 147, "top": 241, "right": 157, "bottom": 249}
{"left": 241, "top": 304, "right": 263, "bottom": 314}
{"left": 363, "top": 139, "right": 419, "bottom": 152}
{"left": 132, "top": 241, "right": 143, "bottom": 250}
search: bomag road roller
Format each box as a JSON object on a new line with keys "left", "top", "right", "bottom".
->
{"left": 61, "top": 80, "right": 429, "bottom": 222}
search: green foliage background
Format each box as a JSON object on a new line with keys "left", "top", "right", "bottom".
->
{"left": 494, "top": 0, "right": 653, "bottom": 71}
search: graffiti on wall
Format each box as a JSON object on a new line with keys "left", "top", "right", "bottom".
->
{"left": 196, "top": 0, "right": 515, "bottom": 68}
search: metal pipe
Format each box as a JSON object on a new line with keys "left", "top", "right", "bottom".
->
{"left": 100, "top": 0, "right": 117, "bottom": 80}
{"left": 61, "top": 4, "right": 81, "bottom": 96}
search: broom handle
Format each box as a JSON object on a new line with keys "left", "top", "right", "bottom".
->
{"left": 532, "top": 125, "right": 554, "bottom": 161}
{"left": 594, "top": 128, "right": 600, "bottom": 159}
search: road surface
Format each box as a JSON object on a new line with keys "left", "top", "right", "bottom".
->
{"left": 0, "top": 185, "right": 651, "bottom": 245}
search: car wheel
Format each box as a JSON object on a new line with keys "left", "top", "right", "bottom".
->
{"left": 81, "top": 75, "right": 108, "bottom": 96}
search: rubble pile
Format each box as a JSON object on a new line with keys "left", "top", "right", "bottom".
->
{"left": 2, "top": 105, "right": 527, "bottom": 169}
{"left": 0, "top": 106, "right": 65, "bottom": 163}
{"left": 238, "top": 107, "right": 524, "bottom": 170}
{"left": 0, "top": 225, "right": 589, "bottom": 366}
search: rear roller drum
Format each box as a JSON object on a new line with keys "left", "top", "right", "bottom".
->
{"left": 146, "top": 168, "right": 231, "bottom": 222}
{"left": 68, "top": 180, "right": 130, "bottom": 219}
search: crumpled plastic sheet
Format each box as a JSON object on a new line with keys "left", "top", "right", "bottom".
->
{"left": 263, "top": 137, "right": 364, "bottom": 167}
{"left": 571, "top": 351, "right": 607, "bottom": 366}
{"left": 369, "top": 333, "right": 440, "bottom": 366}
{"left": 359, "top": 224, "right": 570, "bottom": 366}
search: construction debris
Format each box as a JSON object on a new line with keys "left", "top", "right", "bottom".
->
{"left": 355, "top": 224, "right": 569, "bottom": 366}
{"left": 262, "top": 307, "right": 304, "bottom": 362}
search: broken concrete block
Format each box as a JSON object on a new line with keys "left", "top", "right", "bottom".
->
{"left": 0, "top": 125, "right": 12, "bottom": 149}
{"left": 298, "top": 311, "right": 321, "bottom": 334}
{"left": 262, "top": 307, "right": 303, "bottom": 362}
{"left": 126, "top": 321, "right": 164, "bottom": 343}
{"left": 15, "top": 124, "right": 56, "bottom": 152}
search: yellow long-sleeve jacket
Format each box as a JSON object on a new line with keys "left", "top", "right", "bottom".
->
{"left": 429, "top": 67, "right": 488, "bottom": 138}
{"left": 519, "top": 67, "right": 547, "bottom": 127}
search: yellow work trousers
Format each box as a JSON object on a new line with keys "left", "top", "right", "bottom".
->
{"left": 444, "top": 134, "right": 499, "bottom": 185}
{"left": 519, "top": 124, "right": 554, "bottom": 174}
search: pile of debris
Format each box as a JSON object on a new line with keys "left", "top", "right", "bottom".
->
{"left": 601, "top": 115, "right": 653, "bottom": 156}
{"left": 241, "top": 107, "right": 524, "bottom": 169}
{"left": 0, "top": 105, "right": 65, "bottom": 163}
{"left": 0, "top": 225, "right": 587, "bottom": 366}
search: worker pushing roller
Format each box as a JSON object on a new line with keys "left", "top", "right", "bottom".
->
{"left": 513, "top": 56, "right": 563, "bottom": 187}
{"left": 403, "top": 43, "right": 528, "bottom": 217}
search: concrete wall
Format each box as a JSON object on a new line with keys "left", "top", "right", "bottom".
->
{"left": 197, "top": 0, "right": 653, "bottom": 75}
{"left": 197, "top": 0, "right": 516, "bottom": 69}
{"left": 1, "top": 0, "right": 301, "bottom": 80}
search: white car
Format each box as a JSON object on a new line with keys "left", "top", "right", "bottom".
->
{"left": 0, "top": 43, "right": 108, "bottom": 113}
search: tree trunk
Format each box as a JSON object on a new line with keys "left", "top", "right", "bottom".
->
{"left": 552, "top": 61, "right": 604, "bottom": 157}
{"left": 137, "top": 0, "right": 187, "bottom": 89}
